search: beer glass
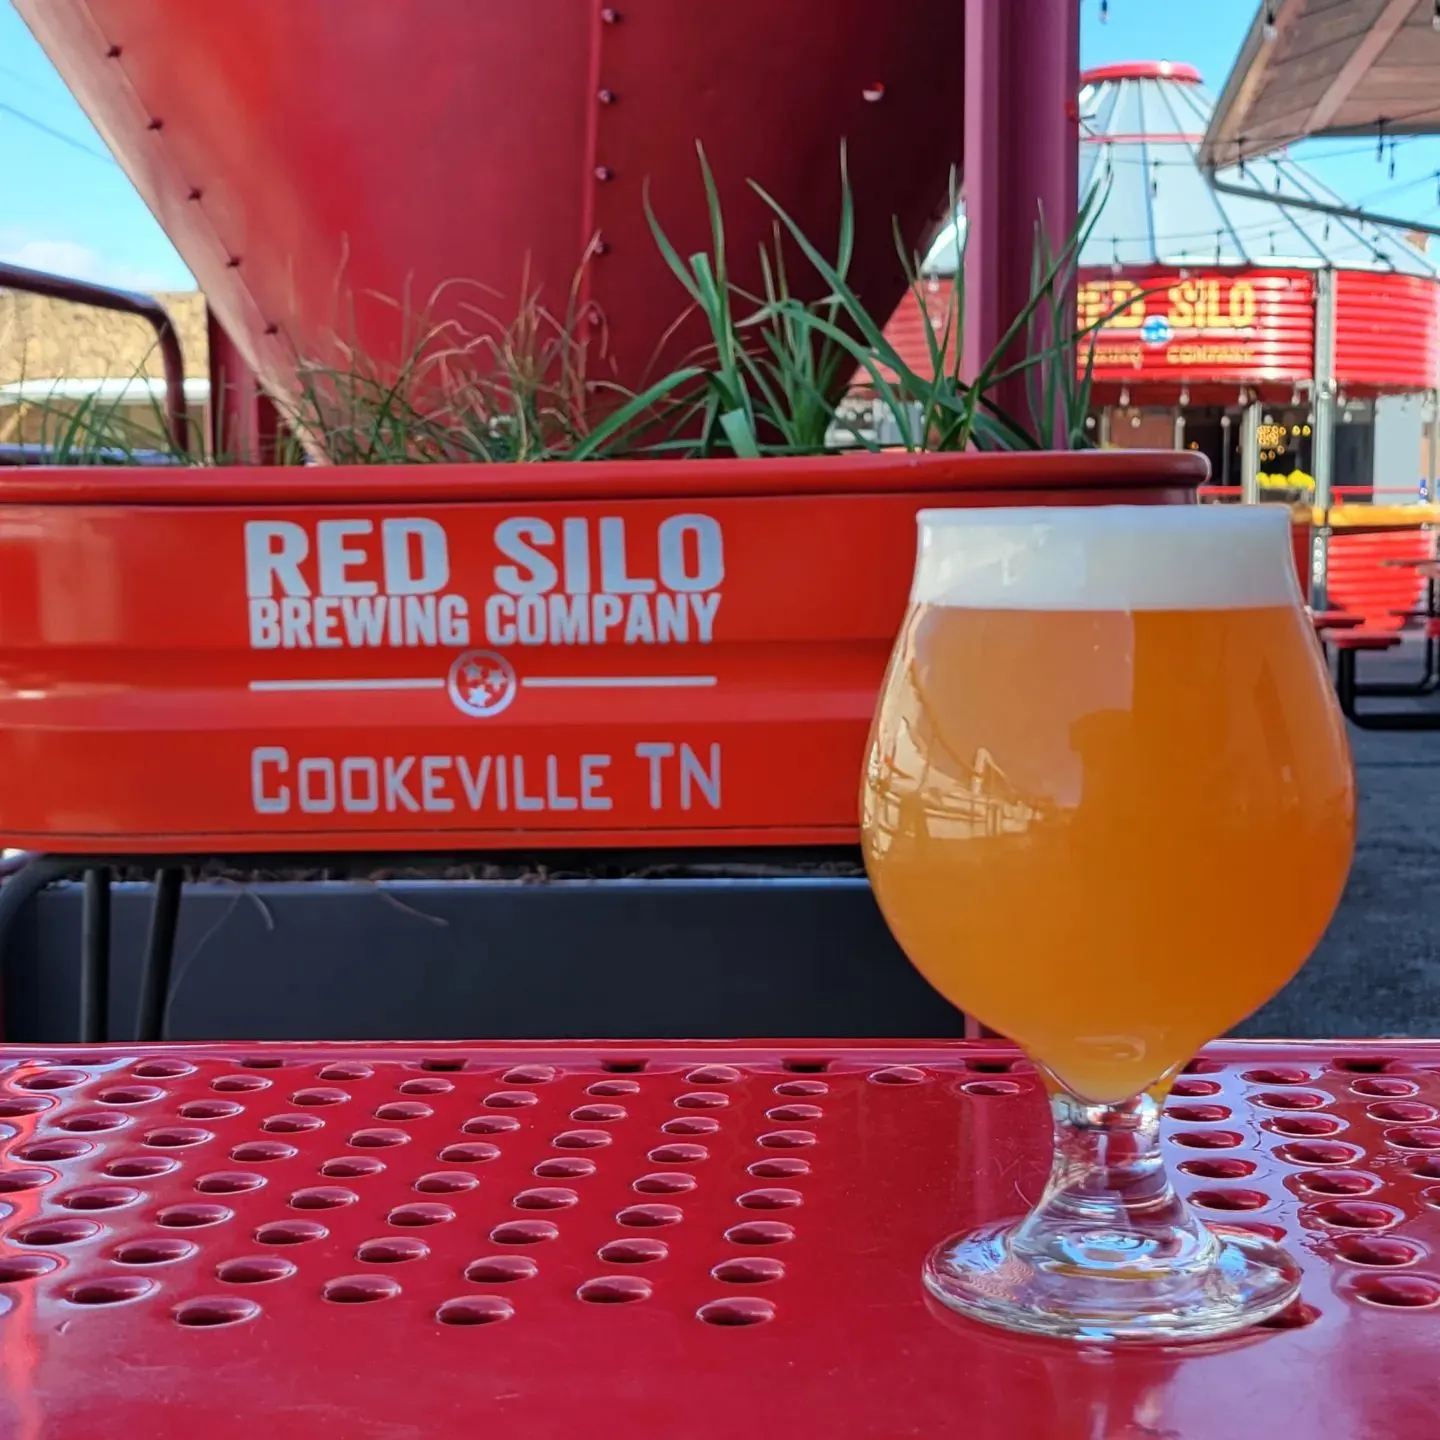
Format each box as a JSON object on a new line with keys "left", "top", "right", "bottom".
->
{"left": 862, "top": 504, "right": 1355, "bottom": 1342}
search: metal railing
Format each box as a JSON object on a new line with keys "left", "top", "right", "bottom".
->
{"left": 0, "top": 260, "right": 190, "bottom": 455}
{"left": 1200, "top": 485, "right": 1436, "bottom": 505}
{"left": 0, "top": 443, "right": 187, "bottom": 468}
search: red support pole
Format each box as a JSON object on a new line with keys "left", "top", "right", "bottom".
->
{"left": 962, "top": 0, "right": 1080, "bottom": 445}
{"left": 207, "top": 309, "right": 282, "bottom": 464}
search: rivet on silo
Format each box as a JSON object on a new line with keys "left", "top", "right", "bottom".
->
{"left": 600, "top": 7, "right": 622, "bottom": 23}
{"left": 597, "top": 89, "right": 617, "bottom": 105}
{"left": 595, "top": 166, "right": 615, "bottom": 182}
{"left": 862, "top": 82, "right": 886, "bottom": 103}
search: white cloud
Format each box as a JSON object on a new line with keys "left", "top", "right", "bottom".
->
{"left": 0, "top": 237, "right": 178, "bottom": 293}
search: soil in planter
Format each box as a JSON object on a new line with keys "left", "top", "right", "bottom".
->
{"left": 102, "top": 850, "right": 867, "bottom": 887}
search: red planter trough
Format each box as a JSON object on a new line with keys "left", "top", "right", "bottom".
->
{"left": 0, "top": 451, "right": 1206, "bottom": 853}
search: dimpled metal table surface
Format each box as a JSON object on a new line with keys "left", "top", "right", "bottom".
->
{"left": 1, "top": 1041, "right": 1439, "bottom": 1439}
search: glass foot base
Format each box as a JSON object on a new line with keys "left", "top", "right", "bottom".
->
{"left": 924, "top": 1219, "right": 1302, "bottom": 1343}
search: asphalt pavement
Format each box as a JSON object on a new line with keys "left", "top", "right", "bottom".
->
{"left": 1239, "top": 640, "right": 1440, "bottom": 1038}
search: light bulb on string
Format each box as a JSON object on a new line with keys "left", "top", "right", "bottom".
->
{"left": 1100, "top": 0, "right": 1109, "bottom": 21}
{"left": 1433, "top": 0, "right": 1439, "bottom": 31}
{"left": 1389, "top": 138, "right": 1397, "bottom": 180}
{"left": 1120, "top": 387, "right": 1131, "bottom": 408}
{"left": 1264, "top": 2, "right": 1277, "bottom": 41}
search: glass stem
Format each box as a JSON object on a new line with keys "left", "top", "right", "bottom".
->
{"left": 1012, "top": 1087, "right": 1217, "bottom": 1270}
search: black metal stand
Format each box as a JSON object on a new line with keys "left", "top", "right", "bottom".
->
{"left": 79, "top": 867, "right": 111, "bottom": 1043}
{"left": 0, "top": 858, "right": 186, "bottom": 1044}
{"left": 1352, "top": 634, "right": 1440, "bottom": 698}
{"left": 134, "top": 867, "right": 183, "bottom": 1042}
{"left": 0, "top": 846, "right": 911, "bottom": 1045}
{"left": 1337, "top": 644, "right": 1440, "bottom": 730}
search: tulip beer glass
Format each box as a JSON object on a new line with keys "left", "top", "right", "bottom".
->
{"left": 862, "top": 504, "right": 1355, "bottom": 1341}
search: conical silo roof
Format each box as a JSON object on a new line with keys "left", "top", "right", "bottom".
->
{"left": 924, "top": 60, "right": 1439, "bottom": 278}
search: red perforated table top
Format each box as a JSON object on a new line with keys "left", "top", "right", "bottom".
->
{"left": 1, "top": 1040, "right": 1438, "bottom": 1439}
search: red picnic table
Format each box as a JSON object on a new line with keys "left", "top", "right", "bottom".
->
{"left": 1321, "top": 559, "right": 1440, "bottom": 726}
{"left": 0, "top": 1040, "right": 1437, "bottom": 1439}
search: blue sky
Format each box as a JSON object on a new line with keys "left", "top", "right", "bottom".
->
{"left": 2, "top": 0, "right": 1438, "bottom": 293}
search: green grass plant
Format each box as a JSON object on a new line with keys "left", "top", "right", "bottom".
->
{"left": 12, "top": 150, "right": 1126, "bottom": 466}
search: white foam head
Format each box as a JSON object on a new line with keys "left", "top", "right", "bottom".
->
{"left": 912, "top": 504, "right": 1303, "bottom": 611}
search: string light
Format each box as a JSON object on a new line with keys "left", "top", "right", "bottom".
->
{"left": 1264, "top": 2, "right": 1277, "bottom": 41}
{"left": 1100, "top": 0, "right": 1108, "bottom": 19}
{"left": 1433, "top": 0, "right": 1439, "bottom": 31}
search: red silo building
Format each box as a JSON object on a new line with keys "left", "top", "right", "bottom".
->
{"left": 887, "top": 60, "right": 1440, "bottom": 622}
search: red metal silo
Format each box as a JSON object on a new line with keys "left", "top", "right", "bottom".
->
{"left": 15, "top": 0, "right": 966, "bottom": 408}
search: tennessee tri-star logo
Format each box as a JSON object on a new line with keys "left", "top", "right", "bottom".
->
{"left": 446, "top": 648, "right": 518, "bottom": 718}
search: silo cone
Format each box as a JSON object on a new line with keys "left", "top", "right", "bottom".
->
{"left": 18, "top": 0, "right": 965, "bottom": 425}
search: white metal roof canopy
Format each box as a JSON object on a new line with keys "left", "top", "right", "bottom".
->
{"left": 924, "top": 60, "right": 1439, "bottom": 278}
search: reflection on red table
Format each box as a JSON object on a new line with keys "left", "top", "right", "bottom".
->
{"left": 0, "top": 1041, "right": 1437, "bottom": 1438}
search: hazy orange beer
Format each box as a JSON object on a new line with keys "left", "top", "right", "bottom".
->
{"left": 862, "top": 504, "right": 1355, "bottom": 1340}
